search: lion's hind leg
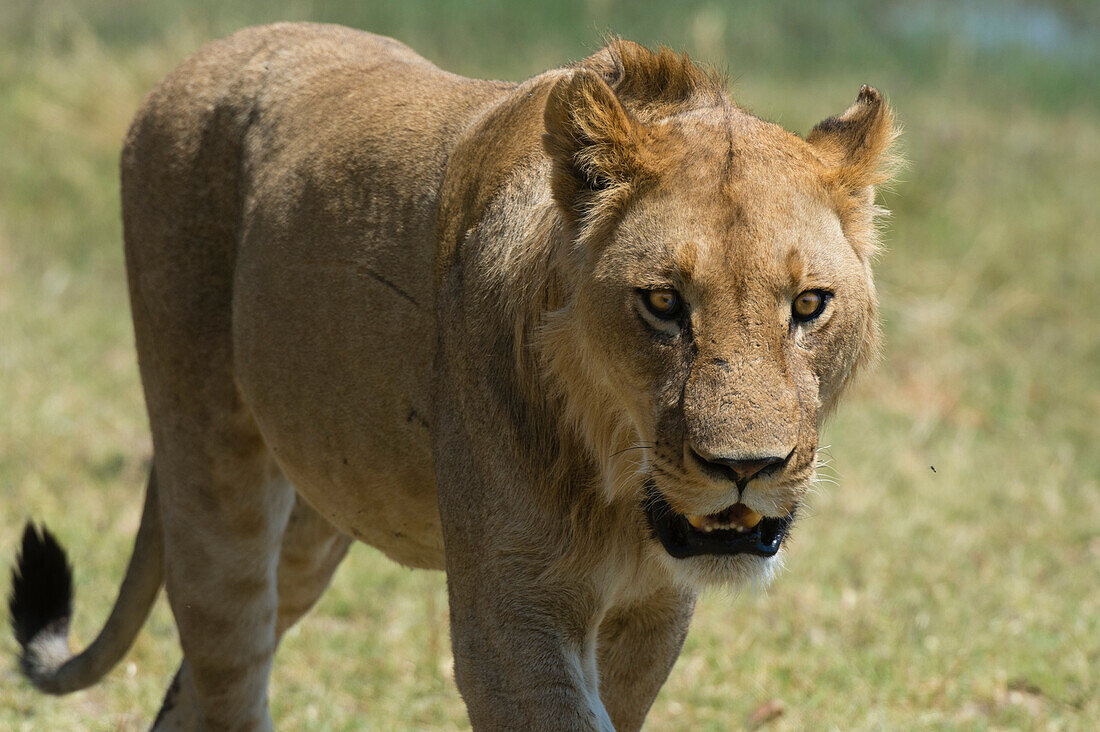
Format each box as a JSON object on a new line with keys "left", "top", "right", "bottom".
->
{"left": 274, "top": 495, "right": 352, "bottom": 639}
{"left": 150, "top": 662, "right": 200, "bottom": 731}
{"left": 151, "top": 438, "right": 293, "bottom": 731}
{"left": 151, "top": 489, "right": 351, "bottom": 730}
{"left": 119, "top": 24, "right": 308, "bottom": 727}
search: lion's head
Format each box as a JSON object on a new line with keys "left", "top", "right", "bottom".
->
{"left": 538, "top": 42, "right": 898, "bottom": 587}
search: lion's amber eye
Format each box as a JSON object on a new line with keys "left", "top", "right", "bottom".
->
{"left": 792, "top": 290, "right": 830, "bottom": 322}
{"left": 643, "top": 289, "right": 682, "bottom": 320}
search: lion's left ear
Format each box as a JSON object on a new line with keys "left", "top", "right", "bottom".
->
{"left": 542, "top": 69, "right": 652, "bottom": 228}
{"left": 807, "top": 86, "right": 900, "bottom": 193}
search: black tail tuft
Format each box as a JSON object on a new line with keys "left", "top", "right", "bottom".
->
{"left": 9, "top": 522, "right": 74, "bottom": 649}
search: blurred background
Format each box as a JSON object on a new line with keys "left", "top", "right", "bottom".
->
{"left": 1, "top": 0, "right": 1097, "bottom": 729}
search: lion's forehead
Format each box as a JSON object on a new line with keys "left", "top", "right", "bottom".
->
{"left": 617, "top": 183, "right": 856, "bottom": 292}
{"left": 661, "top": 113, "right": 823, "bottom": 184}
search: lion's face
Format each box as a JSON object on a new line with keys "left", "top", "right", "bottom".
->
{"left": 575, "top": 131, "right": 876, "bottom": 583}
{"left": 542, "top": 67, "right": 895, "bottom": 587}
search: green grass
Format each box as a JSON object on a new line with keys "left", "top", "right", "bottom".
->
{"left": 2, "top": 1, "right": 1097, "bottom": 729}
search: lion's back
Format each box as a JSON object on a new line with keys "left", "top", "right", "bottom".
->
{"left": 121, "top": 22, "right": 503, "bottom": 273}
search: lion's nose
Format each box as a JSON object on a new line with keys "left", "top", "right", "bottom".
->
{"left": 689, "top": 447, "right": 793, "bottom": 488}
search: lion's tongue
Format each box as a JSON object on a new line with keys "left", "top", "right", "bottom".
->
{"left": 685, "top": 503, "right": 763, "bottom": 533}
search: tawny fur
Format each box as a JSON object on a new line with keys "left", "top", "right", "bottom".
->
{"left": 9, "top": 24, "right": 898, "bottom": 730}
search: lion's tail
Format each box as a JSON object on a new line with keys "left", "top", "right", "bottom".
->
{"left": 8, "top": 468, "right": 164, "bottom": 695}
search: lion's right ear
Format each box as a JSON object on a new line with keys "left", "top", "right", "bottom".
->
{"left": 542, "top": 70, "right": 651, "bottom": 227}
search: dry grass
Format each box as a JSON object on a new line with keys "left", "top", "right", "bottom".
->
{"left": 2, "top": 2, "right": 1097, "bottom": 729}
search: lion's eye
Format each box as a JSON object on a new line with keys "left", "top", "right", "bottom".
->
{"left": 792, "top": 290, "right": 830, "bottom": 322}
{"left": 642, "top": 289, "right": 682, "bottom": 320}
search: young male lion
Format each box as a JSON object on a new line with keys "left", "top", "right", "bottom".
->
{"left": 9, "top": 22, "right": 897, "bottom": 730}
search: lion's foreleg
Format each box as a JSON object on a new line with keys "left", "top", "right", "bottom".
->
{"left": 435, "top": 437, "right": 615, "bottom": 729}
{"left": 444, "top": 564, "right": 615, "bottom": 732}
{"left": 596, "top": 589, "right": 696, "bottom": 731}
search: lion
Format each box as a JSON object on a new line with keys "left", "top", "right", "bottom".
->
{"left": 8, "top": 22, "right": 898, "bottom": 730}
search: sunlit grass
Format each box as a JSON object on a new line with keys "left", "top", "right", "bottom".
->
{"left": 2, "top": 2, "right": 1097, "bottom": 729}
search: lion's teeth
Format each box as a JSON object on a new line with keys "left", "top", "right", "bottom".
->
{"left": 686, "top": 505, "right": 765, "bottom": 534}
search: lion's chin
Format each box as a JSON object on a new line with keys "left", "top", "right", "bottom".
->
{"left": 651, "top": 546, "right": 784, "bottom": 591}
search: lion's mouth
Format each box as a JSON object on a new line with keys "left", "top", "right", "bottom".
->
{"left": 643, "top": 483, "right": 792, "bottom": 559}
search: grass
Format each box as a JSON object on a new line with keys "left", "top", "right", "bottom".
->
{"left": 1, "top": 0, "right": 1097, "bottom": 729}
